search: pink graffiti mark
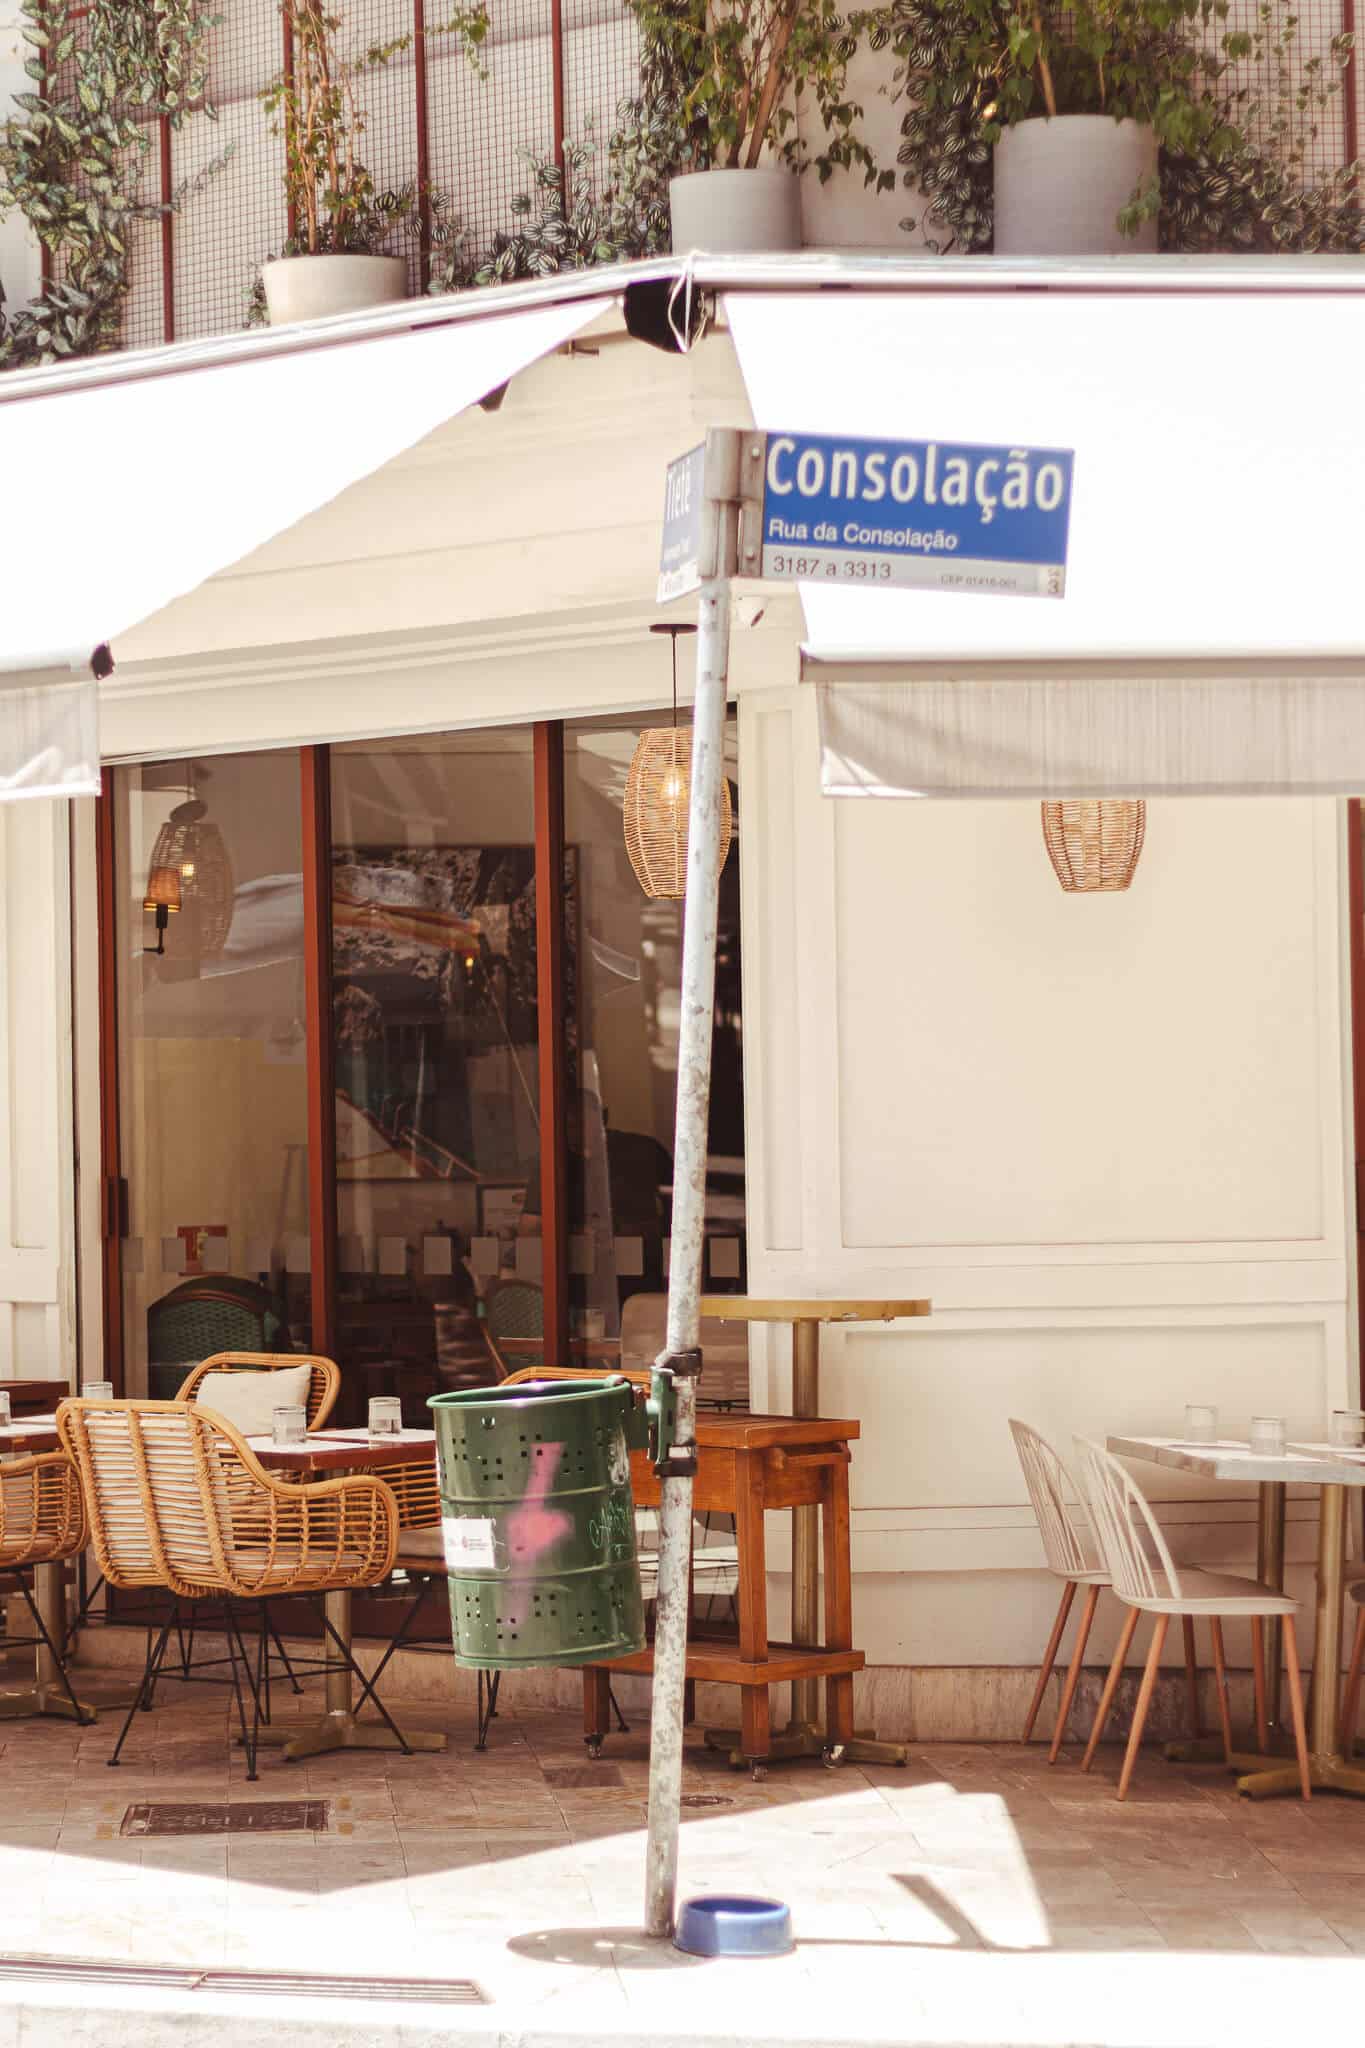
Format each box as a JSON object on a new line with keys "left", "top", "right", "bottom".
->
{"left": 501, "top": 1443, "right": 573, "bottom": 1629}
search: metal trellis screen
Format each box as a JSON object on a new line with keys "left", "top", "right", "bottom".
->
{"left": 113, "top": 0, "right": 644, "bottom": 351}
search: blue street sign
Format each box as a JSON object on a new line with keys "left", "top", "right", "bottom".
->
{"left": 756, "top": 431, "right": 1074, "bottom": 598}
{"left": 658, "top": 443, "right": 707, "bottom": 603}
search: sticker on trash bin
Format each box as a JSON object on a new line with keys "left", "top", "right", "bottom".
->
{"left": 443, "top": 1516, "right": 497, "bottom": 1570}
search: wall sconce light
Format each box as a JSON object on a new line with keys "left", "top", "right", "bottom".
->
{"left": 142, "top": 865, "right": 182, "bottom": 953}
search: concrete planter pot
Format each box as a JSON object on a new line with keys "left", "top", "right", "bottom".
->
{"left": 994, "top": 115, "right": 1157, "bottom": 255}
{"left": 262, "top": 252, "right": 408, "bottom": 326}
{"left": 668, "top": 168, "right": 802, "bottom": 254}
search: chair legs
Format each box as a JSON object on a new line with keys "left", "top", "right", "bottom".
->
{"left": 314, "top": 1596, "right": 412, "bottom": 1755}
{"left": 1181, "top": 1616, "right": 1203, "bottom": 1738}
{"left": 1082, "top": 1605, "right": 1139, "bottom": 1771}
{"left": 108, "top": 1615, "right": 175, "bottom": 1766}
{"left": 1048, "top": 1583, "right": 1100, "bottom": 1763}
{"left": 1209, "top": 1618, "right": 1235, "bottom": 1764}
{"left": 1250, "top": 1615, "right": 1269, "bottom": 1754}
{"left": 10, "top": 1573, "right": 96, "bottom": 1727}
{"left": 1117, "top": 1613, "right": 1168, "bottom": 1801}
{"left": 1280, "top": 1613, "right": 1311, "bottom": 1800}
{"left": 1023, "top": 1580, "right": 1076, "bottom": 1742}
{"left": 1341, "top": 1604, "right": 1365, "bottom": 1758}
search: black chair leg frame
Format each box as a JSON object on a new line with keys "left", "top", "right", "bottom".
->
{"left": 309, "top": 1595, "right": 413, "bottom": 1757}
{"left": 2, "top": 1569, "right": 96, "bottom": 1726}
{"left": 109, "top": 1598, "right": 272, "bottom": 1778}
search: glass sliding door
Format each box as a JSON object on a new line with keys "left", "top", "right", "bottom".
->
{"left": 329, "top": 732, "right": 538, "bottom": 1415}
{"left": 112, "top": 751, "right": 310, "bottom": 1395}
{"left": 563, "top": 713, "right": 745, "bottom": 1363}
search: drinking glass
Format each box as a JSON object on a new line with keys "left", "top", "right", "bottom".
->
{"left": 1184, "top": 1404, "right": 1217, "bottom": 1444}
{"left": 1249, "top": 1416, "right": 1286, "bottom": 1458}
{"left": 368, "top": 1396, "right": 402, "bottom": 1442}
{"left": 82, "top": 1379, "right": 114, "bottom": 1401}
{"left": 1330, "top": 1410, "right": 1365, "bottom": 1449}
{"left": 0, "top": 1390, "right": 10, "bottom": 1427}
{"left": 272, "top": 1405, "right": 307, "bottom": 1446}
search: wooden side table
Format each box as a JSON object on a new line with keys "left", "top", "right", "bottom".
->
{"left": 698, "top": 1296, "right": 930, "bottom": 1767}
{"left": 583, "top": 1412, "right": 864, "bottom": 1776}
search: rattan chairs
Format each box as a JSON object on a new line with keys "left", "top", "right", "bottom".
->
{"left": 1074, "top": 1438, "right": 1311, "bottom": 1801}
{"left": 0, "top": 1450, "right": 93, "bottom": 1723}
{"left": 177, "top": 1352, "right": 340, "bottom": 1430}
{"left": 57, "top": 1397, "right": 399, "bottom": 1776}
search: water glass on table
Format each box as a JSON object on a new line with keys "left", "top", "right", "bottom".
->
{"left": 83, "top": 1380, "right": 114, "bottom": 1401}
{"left": 368, "top": 1395, "right": 403, "bottom": 1443}
{"left": 1249, "top": 1416, "right": 1286, "bottom": 1458}
{"left": 1330, "top": 1409, "right": 1365, "bottom": 1449}
{"left": 1184, "top": 1404, "right": 1217, "bottom": 1444}
{"left": 272, "top": 1405, "right": 307, "bottom": 1447}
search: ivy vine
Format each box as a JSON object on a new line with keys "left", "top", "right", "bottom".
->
{"left": 0, "top": 0, "right": 221, "bottom": 368}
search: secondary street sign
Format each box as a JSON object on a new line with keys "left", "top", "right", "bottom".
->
{"left": 657, "top": 443, "right": 707, "bottom": 603}
{"left": 741, "top": 430, "right": 1074, "bottom": 599}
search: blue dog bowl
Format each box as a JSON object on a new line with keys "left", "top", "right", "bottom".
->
{"left": 675, "top": 1895, "right": 794, "bottom": 1959}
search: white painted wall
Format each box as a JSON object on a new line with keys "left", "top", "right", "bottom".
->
{"left": 740, "top": 685, "right": 1353, "bottom": 1669}
{"left": 0, "top": 799, "right": 77, "bottom": 1384}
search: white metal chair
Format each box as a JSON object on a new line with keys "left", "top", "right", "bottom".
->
{"left": 1074, "top": 1437, "right": 1311, "bottom": 1800}
{"left": 1010, "top": 1419, "right": 1113, "bottom": 1762}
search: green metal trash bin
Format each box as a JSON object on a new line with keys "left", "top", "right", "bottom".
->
{"left": 428, "top": 1376, "right": 646, "bottom": 1670}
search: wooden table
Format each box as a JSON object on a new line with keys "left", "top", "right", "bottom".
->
{"left": 1109, "top": 1434, "right": 1365, "bottom": 1799}
{"left": 1, "top": 1381, "right": 69, "bottom": 1417}
{"left": 242, "top": 1427, "right": 447, "bottom": 1762}
{"left": 698, "top": 1296, "right": 931, "bottom": 1766}
{"left": 584, "top": 1411, "right": 864, "bottom": 1775}
{"left": 0, "top": 1411, "right": 93, "bottom": 1724}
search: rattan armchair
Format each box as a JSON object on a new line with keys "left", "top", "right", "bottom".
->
{"left": 0, "top": 1450, "right": 93, "bottom": 1723}
{"left": 56, "top": 1398, "right": 400, "bottom": 1776}
{"left": 177, "top": 1351, "right": 341, "bottom": 1430}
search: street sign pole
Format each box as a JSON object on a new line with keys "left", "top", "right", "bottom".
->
{"left": 643, "top": 420, "right": 1070, "bottom": 1942}
{"left": 645, "top": 431, "right": 740, "bottom": 1942}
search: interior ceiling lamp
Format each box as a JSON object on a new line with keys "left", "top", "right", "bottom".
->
{"left": 624, "top": 623, "right": 733, "bottom": 901}
{"left": 1041, "top": 800, "right": 1147, "bottom": 894}
{"left": 141, "top": 866, "right": 181, "bottom": 954}
{"left": 146, "top": 765, "right": 234, "bottom": 954}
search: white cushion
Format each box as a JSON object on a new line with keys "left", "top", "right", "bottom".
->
{"left": 192, "top": 1364, "right": 313, "bottom": 1439}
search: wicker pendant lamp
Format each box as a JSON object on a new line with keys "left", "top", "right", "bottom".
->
{"left": 624, "top": 623, "right": 733, "bottom": 900}
{"left": 147, "top": 766, "right": 235, "bottom": 955}
{"left": 1041, "top": 800, "right": 1147, "bottom": 894}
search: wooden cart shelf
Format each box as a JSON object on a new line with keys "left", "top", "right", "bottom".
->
{"left": 587, "top": 1643, "right": 865, "bottom": 1688}
{"left": 584, "top": 1410, "right": 862, "bottom": 1771}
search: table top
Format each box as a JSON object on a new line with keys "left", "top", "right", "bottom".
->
{"left": 246, "top": 1427, "right": 436, "bottom": 1473}
{"left": 698, "top": 1296, "right": 931, "bottom": 1325}
{"left": 1109, "top": 1433, "right": 1365, "bottom": 1487}
{"left": 0, "top": 1413, "right": 58, "bottom": 1454}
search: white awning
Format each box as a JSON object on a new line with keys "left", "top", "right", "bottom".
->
{"left": 0, "top": 295, "right": 609, "bottom": 800}
{"left": 724, "top": 285, "right": 1365, "bottom": 796}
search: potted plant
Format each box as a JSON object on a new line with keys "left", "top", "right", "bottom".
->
{"left": 626, "top": 0, "right": 895, "bottom": 253}
{"left": 258, "top": 1, "right": 487, "bottom": 326}
{"left": 890, "top": 0, "right": 1243, "bottom": 254}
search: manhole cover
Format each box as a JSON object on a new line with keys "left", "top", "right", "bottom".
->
{"left": 680, "top": 1794, "right": 734, "bottom": 1808}
{"left": 121, "top": 1801, "right": 330, "bottom": 1838}
{"left": 541, "top": 1765, "right": 623, "bottom": 1790}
